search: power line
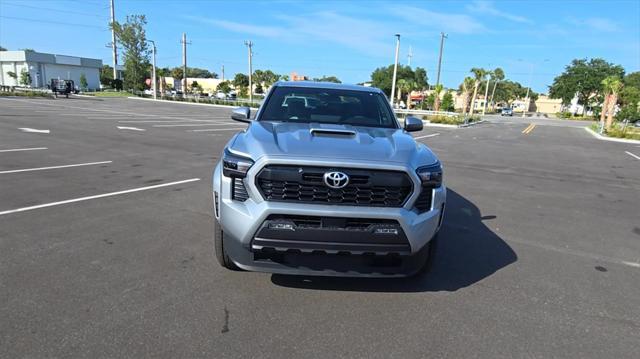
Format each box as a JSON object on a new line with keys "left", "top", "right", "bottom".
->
{"left": 1, "top": 2, "right": 107, "bottom": 18}
{"left": 0, "top": 15, "right": 108, "bottom": 30}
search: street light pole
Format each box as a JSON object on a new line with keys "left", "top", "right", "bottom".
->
{"left": 149, "top": 40, "right": 157, "bottom": 100}
{"left": 390, "top": 34, "right": 401, "bottom": 107}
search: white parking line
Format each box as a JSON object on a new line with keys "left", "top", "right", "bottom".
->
{"left": 153, "top": 123, "right": 236, "bottom": 127}
{"left": 0, "top": 161, "right": 112, "bottom": 174}
{"left": 189, "top": 128, "right": 246, "bottom": 132}
{"left": 625, "top": 151, "right": 640, "bottom": 160}
{"left": 414, "top": 133, "right": 440, "bottom": 139}
{"left": 19, "top": 128, "right": 50, "bottom": 134}
{"left": 0, "top": 178, "right": 201, "bottom": 216}
{"left": 0, "top": 147, "right": 47, "bottom": 153}
{"left": 118, "top": 119, "right": 232, "bottom": 123}
{"left": 117, "top": 126, "right": 146, "bottom": 131}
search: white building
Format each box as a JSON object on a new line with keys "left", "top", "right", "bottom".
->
{"left": 0, "top": 50, "right": 102, "bottom": 90}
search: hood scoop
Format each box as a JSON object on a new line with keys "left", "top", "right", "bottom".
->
{"left": 310, "top": 127, "right": 356, "bottom": 137}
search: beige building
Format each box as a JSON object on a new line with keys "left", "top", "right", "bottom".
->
{"left": 533, "top": 95, "right": 563, "bottom": 114}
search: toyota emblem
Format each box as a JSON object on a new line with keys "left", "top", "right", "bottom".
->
{"left": 323, "top": 171, "right": 349, "bottom": 189}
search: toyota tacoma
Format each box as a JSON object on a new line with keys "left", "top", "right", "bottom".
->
{"left": 212, "top": 82, "right": 446, "bottom": 277}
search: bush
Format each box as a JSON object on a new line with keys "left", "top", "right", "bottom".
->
{"left": 591, "top": 123, "right": 640, "bottom": 140}
{"left": 0, "top": 91, "right": 52, "bottom": 98}
{"left": 422, "top": 114, "right": 480, "bottom": 125}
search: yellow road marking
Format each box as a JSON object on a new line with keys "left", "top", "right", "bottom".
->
{"left": 522, "top": 123, "right": 536, "bottom": 134}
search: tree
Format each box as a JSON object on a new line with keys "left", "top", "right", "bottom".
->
{"left": 7, "top": 71, "right": 17, "bottom": 81}
{"left": 217, "top": 81, "right": 232, "bottom": 94}
{"left": 314, "top": 75, "right": 341, "bottom": 83}
{"left": 489, "top": 67, "right": 505, "bottom": 109}
{"left": 280, "top": 74, "right": 290, "bottom": 81}
{"left": 233, "top": 73, "right": 249, "bottom": 97}
{"left": 441, "top": 91, "right": 454, "bottom": 112}
{"left": 549, "top": 58, "right": 624, "bottom": 115}
{"left": 255, "top": 83, "right": 264, "bottom": 94}
{"left": 0, "top": 46, "right": 6, "bottom": 51}
{"left": 171, "top": 67, "right": 183, "bottom": 79}
{"left": 191, "top": 80, "right": 203, "bottom": 94}
{"left": 432, "top": 84, "right": 444, "bottom": 112}
{"left": 100, "top": 65, "right": 114, "bottom": 86}
{"left": 371, "top": 65, "right": 428, "bottom": 96}
{"left": 111, "top": 15, "right": 150, "bottom": 92}
{"left": 396, "top": 78, "right": 417, "bottom": 109}
{"left": 19, "top": 69, "right": 31, "bottom": 86}
{"left": 469, "top": 67, "right": 488, "bottom": 115}
{"left": 601, "top": 76, "right": 623, "bottom": 130}
{"left": 459, "top": 77, "right": 475, "bottom": 114}
{"left": 616, "top": 72, "right": 640, "bottom": 123}
{"left": 79, "top": 73, "right": 88, "bottom": 91}
{"left": 186, "top": 67, "right": 217, "bottom": 78}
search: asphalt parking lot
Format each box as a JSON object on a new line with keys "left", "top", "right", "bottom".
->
{"left": 1, "top": 96, "right": 639, "bottom": 358}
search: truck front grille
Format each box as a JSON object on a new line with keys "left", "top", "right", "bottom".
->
{"left": 256, "top": 165, "right": 412, "bottom": 207}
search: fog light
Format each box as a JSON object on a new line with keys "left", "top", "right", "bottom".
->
{"left": 375, "top": 228, "right": 398, "bottom": 235}
{"left": 269, "top": 223, "right": 294, "bottom": 230}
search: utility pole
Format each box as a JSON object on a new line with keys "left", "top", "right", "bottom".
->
{"left": 149, "top": 40, "right": 157, "bottom": 100}
{"left": 390, "top": 34, "right": 400, "bottom": 108}
{"left": 245, "top": 40, "right": 253, "bottom": 103}
{"left": 221, "top": 64, "right": 225, "bottom": 82}
{"left": 407, "top": 46, "right": 413, "bottom": 67}
{"left": 522, "top": 63, "right": 533, "bottom": 118}
{"left": 435, "top": 32, "right": 447, "bottom": 87}
{"left": 110, "top": 0, "right": 118, "bottom": 80}
{"left": 181, "top": 33, "right": 190, "bottom": 93}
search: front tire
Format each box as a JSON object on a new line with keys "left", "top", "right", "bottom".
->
{"left": 214, "top": 220, "right": 241, "bottom": 271}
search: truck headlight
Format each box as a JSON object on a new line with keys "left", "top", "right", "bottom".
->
{"left": 416, "top": 162, "right": 443, "bottom": 188}
{"left": 222, "top": 148, "right": 253, "bottom": 178}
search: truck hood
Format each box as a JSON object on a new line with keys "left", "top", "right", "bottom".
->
{"left": 229, "top": 122, "right": 439, "bottom": 165}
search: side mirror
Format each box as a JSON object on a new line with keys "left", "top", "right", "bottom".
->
{"left": 404, "top": 116, "right": 423, "bottom": 132}
{"left": 231, "top": 107, "right": 251, "bottom": 123}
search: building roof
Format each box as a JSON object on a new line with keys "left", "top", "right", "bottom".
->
{"left": 0, "top": 50, "right": 102, "bottom": 68}
{"left": 273, "top": 81, "right": 384, "bottom": 93}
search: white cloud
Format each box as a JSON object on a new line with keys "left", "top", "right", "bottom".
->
{"left": 389, "top": 6, "right": 487, "bottom": 34}
{"left": 466, "top": 0, "right": 532, "bottom": 23}
{"left": 185, "top": 17, "right": 287, "bottom": 38}
{"left": 567, "top": 17, "right": 620, "bottom": 32}
{"left": 185, "top": 12, "right": 394, "bottom": 57}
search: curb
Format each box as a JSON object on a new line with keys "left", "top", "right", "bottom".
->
{"left": 584, "top": 127, "right": 640, "bottom": 144}
{"left": 127, "top": 96, "right": 251, "bottom": 109}
{"left": 458, "top": 119, "right": 487, "bottom": 128}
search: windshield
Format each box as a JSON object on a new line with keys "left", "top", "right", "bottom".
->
{"left": 260, "top": 86, "right": 397, "bottom": 128}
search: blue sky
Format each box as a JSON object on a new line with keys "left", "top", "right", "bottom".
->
{"left": 1, "top": 0, "right": 638, "bottom": 93}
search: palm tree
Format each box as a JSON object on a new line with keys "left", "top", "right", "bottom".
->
{"left": 397, "top": 78, "right": 417, "bottom": 109}
{"left": 469, "top": 67, "right": 488, "bottom": 115}
{"left": 433, "top": 84, "right": 444, "bottom": 112}
{"left": 489, "top": 67, "right": 505, "bottom": 110}
{"left": 601, "top": 76, "right": 623, "bottom": 131}
{"left": 459, "top": 77, "right": 475, "bottom": 115}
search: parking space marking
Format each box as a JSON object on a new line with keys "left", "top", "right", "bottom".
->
{"left": 117, "top": 126, "right": 146, "bottom": 131}
{"left": 0, "top": 178, "right": 201, "bottom": 216}
{"left": 153, "top": 123, "right": 237, "bottom": 127}
{"left": 118, "top": 119, "right": 232, "bottom": 123}
{"left": 189, "top": 128, "right": 246, "bottom": 132}
{"left": 625, "top": 151, "right": 640, "bottom": 160}
{"left": 0, "top": 161, "right": 112, "bottom": 174}
{"left": 19, "top": 128, "right": 50, "bottom": 134}
{"left": 0, "top": 147, "right": 47, "bottom": 153}
{"left": 414, "top": 133, "right": 440, "bottom": 139}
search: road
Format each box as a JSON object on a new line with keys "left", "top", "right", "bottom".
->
{"left": 1, "top": 96, "right": 639, "bottom": 358}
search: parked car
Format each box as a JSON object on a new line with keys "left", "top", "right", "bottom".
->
{"left": 215, "top": 91, "right": 227, "bottom": 100}
{"left": 212, "top": 81, "right": 446, "bottom": 277}
{"left": 501, "top": 107, "right": 514, "bottom": 116}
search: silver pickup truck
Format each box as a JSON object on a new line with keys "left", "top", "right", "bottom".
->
{"left": 212, "top": 81, "right": 446, "bottom": 277}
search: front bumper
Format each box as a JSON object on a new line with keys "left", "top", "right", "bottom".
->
{"left": 213, "top": 158, "right": 446, "bottom": 277}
